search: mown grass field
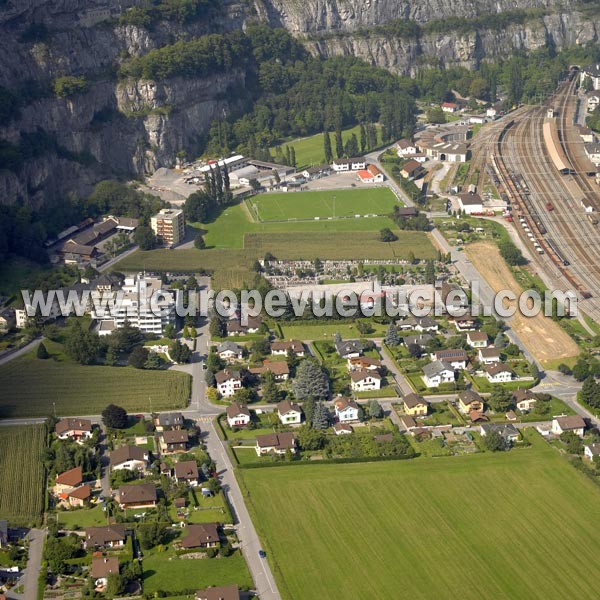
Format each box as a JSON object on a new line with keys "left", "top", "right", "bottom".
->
{"left": 250, "top": 188, "right": 398, "bottom": 221}
{"left": 142, "top": 548, "right": 252, "bottom": 596}
{"left": 0, "top": 349, "right": 191, "bottom": 418}
{"left": 240, "top": 432, "right": 600, "bottom": 600}
{"left": 0, "top": 424, "right": 46, "bottom": 524}
{"left": 269, "top": 125, "right": 381, "bottom": 170}
{"left": 116, "top": 201, "right": 435, "bottom": 288}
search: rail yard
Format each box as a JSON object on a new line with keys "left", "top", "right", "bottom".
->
{"left": 481, "top": 72, "right": 600, "bottom": 323}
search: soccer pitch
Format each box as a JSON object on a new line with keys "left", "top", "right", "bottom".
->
{"left": 250, "top": 188, "right": 400, "bottom": 222}
{"left": 240, "top": 432, "right": 600, "bottom": 600}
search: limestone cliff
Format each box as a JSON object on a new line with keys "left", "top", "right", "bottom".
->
{"left": 0, "top": 0, "right": 596, "bottom": 205}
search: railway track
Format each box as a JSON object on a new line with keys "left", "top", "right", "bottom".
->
{"left": 498, "top": 98, "right": 600, "bottom": 320}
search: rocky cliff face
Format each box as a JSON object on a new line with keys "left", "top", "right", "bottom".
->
{"left": 253, "top": 0, "right": 573, "bottom": 31}
{"left": 0, "top": 0, "right": 594, "bottom": 206}
{"left": 304, "top": 11, "right": 600, "bottom": 76}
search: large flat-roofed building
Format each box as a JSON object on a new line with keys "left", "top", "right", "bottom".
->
{"left": 93, "top": 274, "right": 176, "bottom": 335}
{"left": 150, "top": 208, "right": 185, "bottom": 247}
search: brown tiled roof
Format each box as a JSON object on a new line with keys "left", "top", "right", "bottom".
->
{"left": 119, "top": 483, "right": 157, "bottom": 504}
{"left": 349, "top": 369, "right": 381, "bottom": 382}
{"left": 555, "top": 415, "right": 586, "bottom": 430}
{"left": 270, "top": 340, "right": 304, "bottom": 353}
{"left": 215, "top": 369, "right": 241, "bottom": 384}
{"left": 56, "top": 466, "right": 83, "bottom": 487}
{"left": 479, "top": 348, "right": 500, "bottom": 358}
{"left": 255, "top": 432, "right": 296, "bottom": 450}
{"left": 226, "top": 402, "right": 250, "bottom": 419}
{"left": 55, "top": 418, "right": 92, "bottom": 435}
{"left": 85, "top": 525, "right": 126, "bottom": 547}
{"left": 174, "top": 460, "right": 198, "bottom": 480}
{"left": 196, "top": 585, "right": 240, "bottom": 600}
{"left": 90, "top": 556, "right": 119, "bottom": 579}
{"left": 403, "top": 393, "right": 428, "bottom": 409}
{"left": 513, "top": 389, "right": 536, "bottom": 402}
{"left": 458, "top": 390, "right": 483, "bottom": 404}
{"left": 484, "top": 362, "right": 513, "bottom": 376}
{"left": 162, "top": 430, "right": 188, "bottom": 444}
{"left": 110, "top": 445, "right": 147, "bottom": 466}
{"left": 181, "top": 523, "right": 220, "bottom": 549}
{"left": 333, "top": 422, "right": 353, "bottom": 433}
{"left": 277, "top": 400, "right": 301, "bottom": 416}
{"left": 69, "top": 485, "right": 91, "bottom": 501}
{"left": 468, "top": 331, "right": 488, "bottom": 341}
{"left": 249, "top": 360, "right": 290, "bottom": 376}
{"left": 334, "top": 397, "right": 359, "bottom": 410}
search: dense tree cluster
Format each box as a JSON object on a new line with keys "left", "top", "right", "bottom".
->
{"left": 120, "top": 31, "right": 250, "bottom": 80}
{"left": 119, "top": 0, "right": 216, "bottom": 27}
{"left": 184, "top": 163, "right": 232, "bottom": 223}
{"left": 203, "top": 26, "right": 415, "bottom": 156}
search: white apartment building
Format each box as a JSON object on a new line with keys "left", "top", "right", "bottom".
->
{"left": 94, "top": 275, "right": 175, "bottom": 335}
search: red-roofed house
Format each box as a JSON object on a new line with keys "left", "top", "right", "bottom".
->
{"left": 441, "top": 102, "right": 458, "bottom": 113}
{"left": 357, "top": 164, "right": 384, "bottom": 183}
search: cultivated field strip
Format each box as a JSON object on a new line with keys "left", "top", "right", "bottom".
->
{"left": 0, "top": 354, "right": 191, "bottom": 418}
{"left": 0, "top": 424, "right": 46, "bottom": 523}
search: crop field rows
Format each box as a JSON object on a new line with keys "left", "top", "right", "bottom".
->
{"left": 0, "top": 424, "right": 46, "bottom": 524}
{"left": 0, "top": 352, "right": 191, "bottom": 418}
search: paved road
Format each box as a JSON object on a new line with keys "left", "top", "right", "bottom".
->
{"left": 7, "top": 528, "right": 45, "bottom": 600}
{"left": 0, "top": 337, "right": 41, "bottom": 366}
{"left": 97, "top": 245, "right": 138, "bottom": 273}
{"left": 203, "top": 420, "right": 281, "bottom": 600}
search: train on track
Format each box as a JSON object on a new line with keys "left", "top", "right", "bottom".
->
{"left": 546, "top": 237, "right": 570, "bottom": 266}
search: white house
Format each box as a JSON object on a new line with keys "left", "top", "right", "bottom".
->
{"left": 433, "top": 349, "right": 468, "bottom": 370}
{"left": 270, "top": 340, "right": 305, "bottom": 356}
{"left": 277, "top": 400, "right": 303, "bottom": 425}
{"left": 584, "top": 443, "right": 600, "bottom": 462}
{"left": 226, "top": 402, "right": 251, "bottom": 428}
{"left": 335, "top": 339, "right": 365, "bottom": 359}
{"left": 255, "top": 432, "right": 296, "bottom": 456}
{"left": 331, "top": 157, "right": 366, "bottom": 172}
{"left": 478, "top": 347, "right": 500, "bottom": 365}
{"left": 484, "top": 363, "right": 514, "bottom": 383}
{"left": 552, "top": 415, "right": 586, "bottom": 438}
{"left": 422, "top": 361, "right": 455, "bottom": 388}
{"left": 110, "top": 446, "right": 149, "bottom": 472}
{"left": 480, "top": 423, "right": 520, "bottom": 444}
{"left": 584, "top": 142, "right": 600, "bottom": 166}
{"left": 357, "top": 164, "right": 385, "bottom": 183}
{"left": 55, "top": 418, "right": 93, "bottom": 442}
{"left": 513, "top": 389, "right": 537, "bottom": 412}
{"left": 333, "top": 422, "right": 353, "bottom": 435}
{"left": 587, "top": 93, "right": 600, "bottom": 112}
{"left": 334, "top": 398, "right": 361, "bottom": 423}
{"left": 396, "top": 139, "right": 418, "bottom": 156}
{"left": 215, "top": 369, "right": 242, "bottom": 397}
{"left": 441, "top": 102, "right": 458, "bottom": 113}
{"left": 457, "top": 192, "right": 483, "bottom": 214}
{"left": 467, "top": 331, "right": 488, "bottom": 348}
{"left": 217, "top": 341, "right": 244, "bottom": 363}
{"left": 350, "top": 369, "right": 382, "bottom": 392}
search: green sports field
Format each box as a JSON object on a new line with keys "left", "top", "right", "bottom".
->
{"left": 250, "top": 188, "right": 399, "bottom": 221}
{"left": 240, "top": 432, "right": 600, "bottom": 600}
{"left": 115, "top": 199, "right": 436, "bottom": 288}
